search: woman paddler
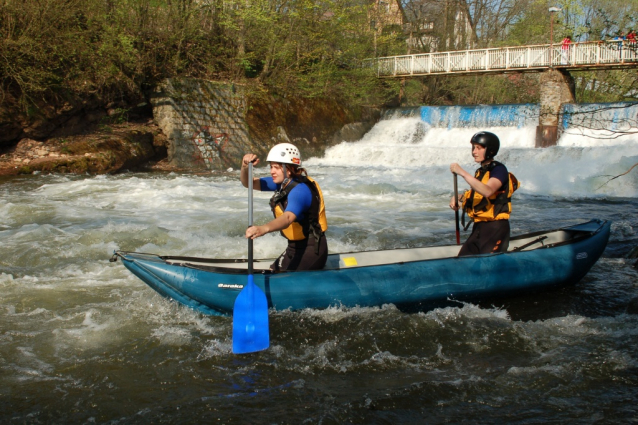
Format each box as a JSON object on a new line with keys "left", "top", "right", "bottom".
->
{"left": 240, "top": 143, "right": 328, "bottom": 272}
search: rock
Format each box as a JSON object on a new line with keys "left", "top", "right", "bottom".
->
{"left": 23, "top": 120, "right": 58, "bottom": 139}
{"left": 276, "top": 126, "right": 291, "bottom": 143}
{"left": 0, "top": 123, "right": 165, "bottom": 176}
{"left": 330, "top": 122, "right": 375, "bottom": 145}
{"left": 245, "top": 93, "right": 380, "bottom": 165}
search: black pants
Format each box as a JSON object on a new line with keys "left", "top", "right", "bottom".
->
{"left": 271, "top": 235, "right": 328, "bottom": 272}
{"left": 458, "top": 220, "right": 510, "bottom": 257}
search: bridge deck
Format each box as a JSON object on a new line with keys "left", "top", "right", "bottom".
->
{"left": 370, "top": 41, "right": 638, "bottom": 77}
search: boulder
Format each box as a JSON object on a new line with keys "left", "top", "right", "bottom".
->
{"left": 330, "top": 122, "right": 376, "bottom": 146}
{"left": 0, "top": 123, "right": 164, "bottom": 176}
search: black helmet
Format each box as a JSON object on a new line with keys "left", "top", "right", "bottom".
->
{"left": 470, "top": 131, "right": 500, "bottom": 160}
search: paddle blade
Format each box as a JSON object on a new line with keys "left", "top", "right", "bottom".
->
{"left": 232, "top": 275, "right": 270, "bottom": 354}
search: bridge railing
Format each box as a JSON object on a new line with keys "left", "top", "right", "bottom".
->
{"left": 370, "top": 40, "right": 637, "bottom": 77}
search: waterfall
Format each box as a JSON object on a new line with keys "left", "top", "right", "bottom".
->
{"left": 313, "top": 102, "right": 638, "bottom": 198}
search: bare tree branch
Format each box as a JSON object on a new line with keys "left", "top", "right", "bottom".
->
{"left": 596, "top": 162, "right": 638, "bottom": 190}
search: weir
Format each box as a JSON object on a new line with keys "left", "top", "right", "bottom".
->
{"left": 562, "top": 102, "right": 638, "bottom": 132}
{"left": 389, "top": 69, "right": 578, "bottom": 147}
{"left": 395, "top": 100, "right": 638, "bottom": 147}
{"left": 391, "top": 103, "right": 539, "bottom": 129}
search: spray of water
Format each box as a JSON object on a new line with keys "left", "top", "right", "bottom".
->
{"left": 309, "top": 107, "right": 638, "bottom": 199}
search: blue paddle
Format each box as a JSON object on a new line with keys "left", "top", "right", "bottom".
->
{"left": 232, "top": 161, "right": 270, "bottom": 354}
{"left": 453, "top": 173, "right": 461, "bottom": 245}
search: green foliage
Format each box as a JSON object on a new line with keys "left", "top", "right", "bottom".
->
{"left": 573, "top": 69, "right": 638, "bottom": 102}
{"left": 2, "top": 0, "right": 636, "bottom": 114}
{"left": 0, "top": 0, "right": 400, "bottom": 112}
{"left": 506, "top": 0, "right": 554, "bottom": 46}
{"left": 402, "top": 73, "right": 540, "bottom": 106}
{"left": 578, "top": 0, "right": 638, "bottom": 40}
{"left": 505, "top": 0, "right": 638, "bottom": 44}
{"left": 108, "top": 108, "right": 130, "bottom": 124}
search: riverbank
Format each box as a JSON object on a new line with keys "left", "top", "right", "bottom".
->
{"left": 0, "top": 119, "right": 172, "bottom": 176}
{"left": 0, "top": 87, "right": 379, "bottom": 176}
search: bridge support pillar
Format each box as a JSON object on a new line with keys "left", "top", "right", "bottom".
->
{"left": 536, "top": 69, "right": 575, "bottom": 148}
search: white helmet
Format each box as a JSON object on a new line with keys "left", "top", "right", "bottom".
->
{"left": 266, "top": 143, "right": 301, "bottom": 166}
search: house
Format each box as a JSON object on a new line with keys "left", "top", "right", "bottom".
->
{"left": 373, "top": 0, "right": 474, "bottom": 53}
{"left": 369, "top": 0, "right": 405, "bottom": 33}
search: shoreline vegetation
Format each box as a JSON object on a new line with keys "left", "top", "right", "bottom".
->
{"left": 1, "top": 0, "right": 637, "bottom": 175}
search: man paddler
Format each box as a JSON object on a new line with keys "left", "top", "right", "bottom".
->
{"left": 449, "top": 131, "right": 519, "bottom": 256}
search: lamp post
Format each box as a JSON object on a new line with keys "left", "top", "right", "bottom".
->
{"left": 549, "top": 7, "right": 561, "bottom": 66}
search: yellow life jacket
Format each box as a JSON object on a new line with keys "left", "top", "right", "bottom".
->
{"left": 269, "top": 176, "right": 328, "bottom": 241}
{"left": 462, "top": 161, "right": 520, "bottom": 224}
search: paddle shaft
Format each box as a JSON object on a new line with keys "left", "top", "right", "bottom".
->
{"left": 453, "top": 173, "right": 461, "bottom": 245}
{"left": 232, "top": 160, "right": 269, "bottom": 354}
{"left": 248, "top": 162, "right": 253, "bottom": 274}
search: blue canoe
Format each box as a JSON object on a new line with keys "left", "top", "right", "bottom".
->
{"left": 111, "top": 219, "right": 611, "bottom": 316}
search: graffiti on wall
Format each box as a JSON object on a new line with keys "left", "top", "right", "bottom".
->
{"left": 191, "top": 127, "right": 229, "bottom": 169}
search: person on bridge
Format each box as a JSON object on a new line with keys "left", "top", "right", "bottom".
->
{"left": 561, "top": 35, "right": 572, "bottom": 65}
{"left": 613, "top": 32, "right": 625, "bottom": 55}
{"left": 240, "top": 143, "right": 328, "bottom": 272}
{"left": 449, "top": 132, "right": 519, "bottom": 257}
{"left": 627, "top": 30, "right": 636, "bottom": 60}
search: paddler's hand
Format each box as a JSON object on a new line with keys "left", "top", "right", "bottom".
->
{"left": 450, "top": 162, "right": 466, "bottom": 177}
{"left": 449, "top": 195, "right": 463, "bottom": 211}
{"left": 246, "top": 225, "right": 268, "bottom": 239}
{"left": 242, "top": 154, "right": 259, "bottom": 168}
{"left": 240, "top": 154, "right": 260, "bottom": 189}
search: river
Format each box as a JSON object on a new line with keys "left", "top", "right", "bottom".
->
{"left": 1, "top": 112, "right": 638, "bottom": 423}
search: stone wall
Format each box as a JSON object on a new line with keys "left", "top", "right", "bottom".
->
{"left": 150, "top": 79, "right": 252, "bottom": 171}
{"left": 149, "top": 78, "right": 378, "bottom": 171}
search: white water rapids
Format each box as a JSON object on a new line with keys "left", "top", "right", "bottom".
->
{"left": 1, "top": 111, "right": 637, "bottom": 423}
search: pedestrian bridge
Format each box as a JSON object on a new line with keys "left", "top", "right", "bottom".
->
{"left": 369, "top": 40, "right": 638, "bottom": 77}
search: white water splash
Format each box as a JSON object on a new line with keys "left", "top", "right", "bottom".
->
{"left": 309, "top": 113, "right": 638, "bottom": 199}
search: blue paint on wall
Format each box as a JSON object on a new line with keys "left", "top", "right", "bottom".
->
{"left": 406, "top": 102, "right": 638, "bottom": 131}
{"left": 418, "top": 104, "right": 539, "bottom": 128}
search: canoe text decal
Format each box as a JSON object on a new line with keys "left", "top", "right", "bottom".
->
{"left": 218, "top": 283, "right": 244, "bottom": 290}
{"left": 576, "top": 252, "right": 588, "bottom": 260}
